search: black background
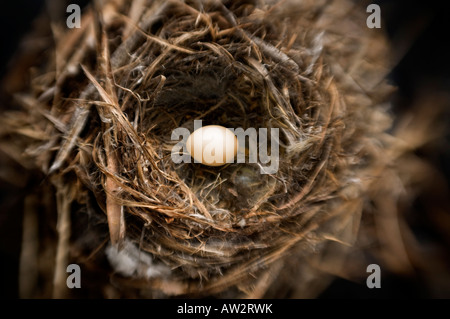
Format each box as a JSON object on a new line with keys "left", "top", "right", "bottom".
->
{"left": 0, "top": 0, "right": 449, "bottom": 299}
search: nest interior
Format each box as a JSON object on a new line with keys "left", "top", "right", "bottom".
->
{"left": 0, "top": 0, "right": 399, "bottom": 298}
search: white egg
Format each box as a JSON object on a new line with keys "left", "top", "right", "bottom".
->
{"left": 186, "top": 125, "right": 238, "bottom": 166}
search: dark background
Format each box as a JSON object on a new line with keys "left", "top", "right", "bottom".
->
{"left": 0, "top": 0, "right": 449, "bottom": 298}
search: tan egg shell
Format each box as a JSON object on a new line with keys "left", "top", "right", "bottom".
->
{"left": 186, "top": 125, "right": 238, "bottom": 166}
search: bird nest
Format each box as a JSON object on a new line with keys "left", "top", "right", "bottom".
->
{"left": 1, "top": 0, "right": 397, "bottom": 298}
